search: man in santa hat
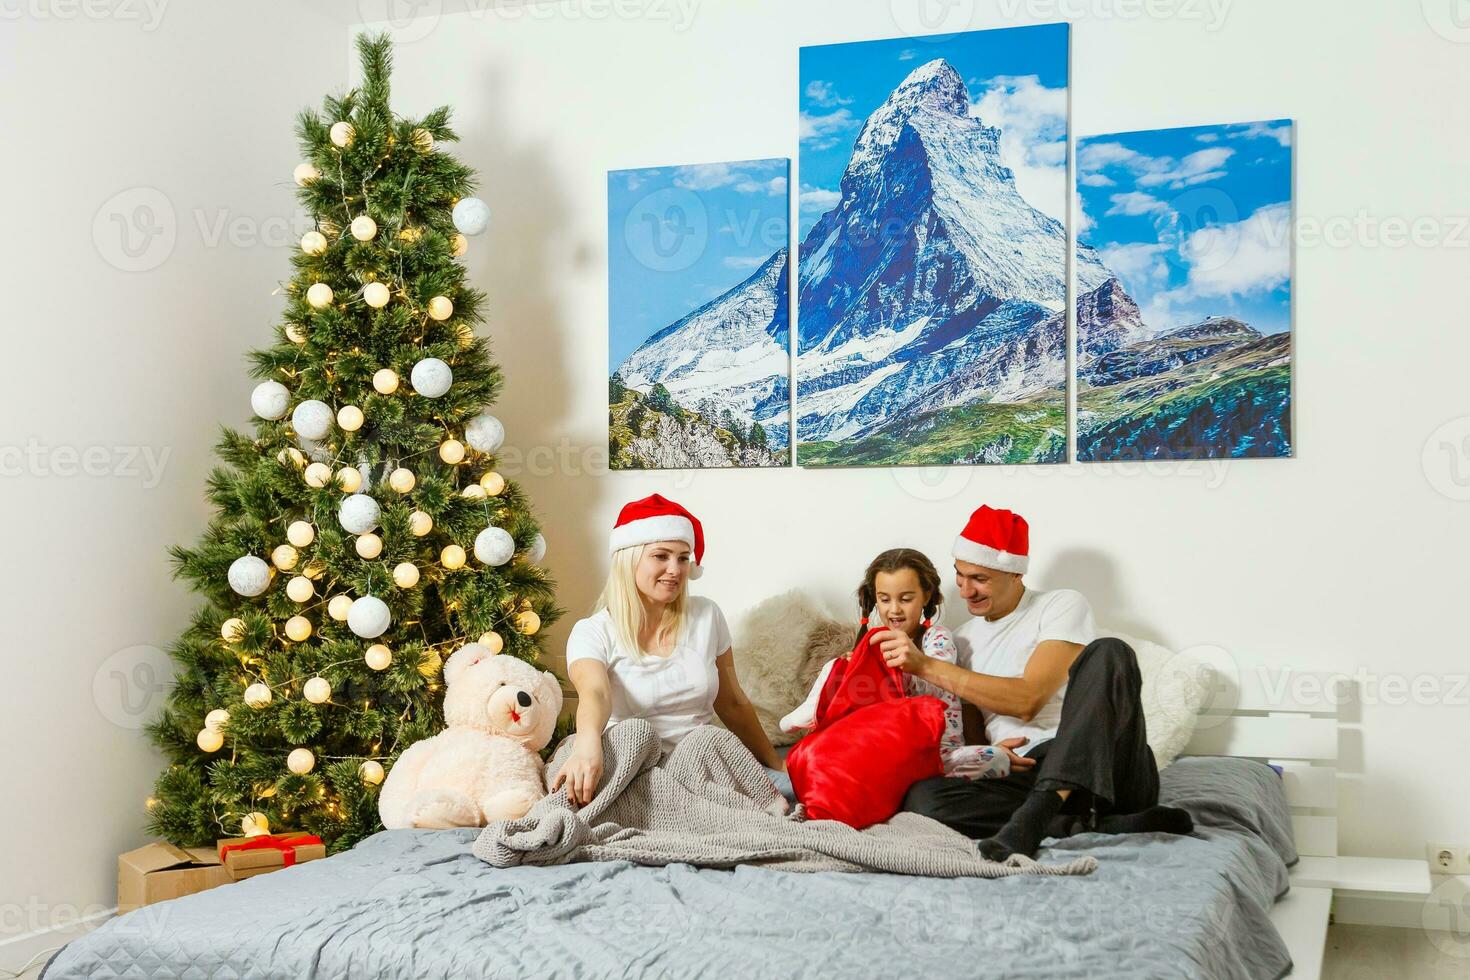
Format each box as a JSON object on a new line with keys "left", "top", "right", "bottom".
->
{"left": 881, "top": 505, "right": 1194, "bottom": 860}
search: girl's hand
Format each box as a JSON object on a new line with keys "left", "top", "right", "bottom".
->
{"left": 996, "top": 736, "right": 1036, "bottom": 770}
{"left": 871, "top": 628, "right": 930, "bottom": 675}
{"left": 551, "top": 743, "right": 604, "bottom": 806}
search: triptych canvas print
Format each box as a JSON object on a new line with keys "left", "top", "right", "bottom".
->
{"left": 608, "top": 24, "right": 1293, "bottom": 470}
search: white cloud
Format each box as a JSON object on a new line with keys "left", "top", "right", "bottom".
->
{"left": 1196, "top": 132, "right": 1219, "bottom": 143}
{"left": 1099, "top": 242, "right": 1171, "bottom": 291}
{"left": 800, "top": 108, "right": 858, "bottom": 150}
{"left": 800, "top": 185, "right": 841, "bottom": 213}
{"left": 673, "top": 163, "right": 788, "bottom": 197}
{"left": 723, "top": 254, "right": 767, "bottom": 270}
{"left": 1135, "top": 147, "right": 1235, "bottom": 189}
{"left": 1106, "top": 191, "right": 1168, "bottom": 217}
{"left": 1230, "top": 120, "right": 1292, "bottom": 146}
{"left": 1078, "top": 141, "right": 1143, "bottom": 172}
{"left": 971, "top": 74, "right": 1068, "bottom": 223}
{"left": 804, "top": 80, "right": 852, "bottom": 108}
{"left": 898, "top": 48, "right": 917, "bottom": 61}
{"left": 1179, "top": 201, "right": 1291, "bottom": 298}
{"left": 1080, "top": 173, "right": 1114, "bottom": 187}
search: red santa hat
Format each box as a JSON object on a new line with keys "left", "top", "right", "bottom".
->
{"left": 609, "top": 494, "right": 705, "bottom": 579}
{"left": 953, "top": 505, "right": 1029, "bottom": 574}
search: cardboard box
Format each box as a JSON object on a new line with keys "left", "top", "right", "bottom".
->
{"left": 117, "top": 842, "right": 233, "bottom": 913}
{"left": 216, "top": 833, "right": 325, "bottom": 880}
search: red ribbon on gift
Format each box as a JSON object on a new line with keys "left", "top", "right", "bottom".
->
{"left": 218, "top": 834, "right": 323, "bottom": 867}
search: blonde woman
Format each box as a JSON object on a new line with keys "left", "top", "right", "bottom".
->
{"left": 552, "top": 494, "right": 786, "bottom": 806}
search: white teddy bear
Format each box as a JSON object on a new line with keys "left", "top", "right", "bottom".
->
{"left": 378, "top": 643, "right": 564, "bottom": 829}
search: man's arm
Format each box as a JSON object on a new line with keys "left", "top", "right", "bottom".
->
{"left": 875, "top": 630, "right": 1083, "bottom": 721}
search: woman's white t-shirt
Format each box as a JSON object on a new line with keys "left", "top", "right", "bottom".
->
{"left": 564, "top": 596, "right": 732, "bottom": 756}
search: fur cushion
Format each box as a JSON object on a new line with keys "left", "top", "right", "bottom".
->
{"left": 730, "top": 591, "right": 852, "bottom": 746}
{"left": 1110, "top": 631, "right": 1212, "bottom": 771}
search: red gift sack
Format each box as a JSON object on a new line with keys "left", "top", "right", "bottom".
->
{"left": 786, "top": 626, "right": 945, "bottom": 828}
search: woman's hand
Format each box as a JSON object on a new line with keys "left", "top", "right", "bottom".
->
{"left": 996, "top": 736, "right": 1036, "bottom": 770}
{"left": 551, "top": 743, "right": 604, "bottom": 806}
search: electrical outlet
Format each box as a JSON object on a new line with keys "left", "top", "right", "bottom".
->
{"left": 1427, "top": 843, "right": 1470, "bottom": 875}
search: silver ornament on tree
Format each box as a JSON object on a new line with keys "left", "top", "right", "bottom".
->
{"left": 228, "top": 555, "right": 272, "bottom": 597}
{"left": 338, "top": 493, "right": 381, "bottom": 534}
{"left": 348, "top": 595, "right": 391, "bottom": 638}
{"left": 464, "top": 412, "right": 505, "bottom": 453}
{"left": 251, "top": 381, "right": 290, "bottom": 420}
{"left": 410, "top": 358, "right": 452, "bottom": 398}
{"left": 452, "top": 197, "right": 491, "bottom": 236}
{"left": 291, "top": 399, "right": 334, "bottom": 440}
{"left": 473, "top": 526, "right": 515, "bottom": 566}
{"left": 528, "top": 532, "right": 546, "bottom": 564}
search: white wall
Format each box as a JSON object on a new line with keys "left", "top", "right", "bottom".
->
{"left": 360, "top": 0, "right": 1470, "bottom": 863}
{"left": 0, "top": 0, "right": 354, "bottom": 944}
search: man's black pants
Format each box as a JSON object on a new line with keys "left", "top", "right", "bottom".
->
{"left": 901, "top": 637, "right": 1160, "bottom": 839}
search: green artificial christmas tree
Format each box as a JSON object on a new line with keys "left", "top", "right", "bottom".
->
{"left": 147, "top": 32, "right": 562, "bottom": 852}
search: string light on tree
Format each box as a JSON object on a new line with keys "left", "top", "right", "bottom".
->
{"left": 441, "top": 544, "right": 466, "bottom": 570}
{"left": 359, "top": 760, "right": 385, "bottom": 785}
{"left": 271, "top": 545, "right": 299, "bottom": 571}
{"left": 364, "top": 644, "right": 392, "bottom": 670}
{"left": 427, "top": 295, "right": 453, "bottom": 321}
{"left": 244, "top": 683, "right": 272, "bottom": 708}
{"left": 285, "top": 323, "right": 307, "bottom": 344}
{"left": 221, "top": 618, "right": 246, "bottom": 642}
{"left": 461, "top": 485, "right": 486, "bottom": 501}
{"left": 409, "top": 511, "right": 432, "bottom": 536}
{"left": 389, "top": 467, "right": 416, "bottom": 493}
{"left": 287, "top": 748, "right": 316, "bottom": 775}
{"left": 302, "top": 560, "right": 325, "bottom": 580}
{"left": 439, "top": 439, "right": 465, "bottom": 464}
{"left": 392, "top": 562, "right": 419, "bottom": 588}
{"left": 306, "top": 283, "right": 334, "bottom": 309}
{"left": 304, "top": 462, "right": 333, "bottom": 488}
{"left": 303, "top": 677, "right": 332, "bottom": 704}
{"left": 479, "top": 471, "right": 505, "bottom": 496}
{"left": 301, "top": 230, "right": 327, "bottom": 255}
{"left": 479, "top": 631, "right": 504, "bottom": 654}
{"left": 205, "top": 709, "right": 230, "bottom": 732}
{"left": 337, "top": 467, "right": 363, "bottom": 493}
{"left": 328, "top": 595, "right": 354, "bottom": 622}
{"left": 362, "top": 282, "right": 390, "bottom": 309}
{"left": 241, "top": 812, "right": 270, "bottom": 836}
{"left": 293, "top": 162, "right": 320, "bottom": 185}
{"left": 287, "top": 521, "right": 315, "bottom": 547}
{"left": 287, "top": 575, "right": 315, "bottom": 602}
{"left": 285, "top": 615, "right": 313, "bottom": 642}
{"left": 515, "top": 606, "right": 542, "bottom": 636}
{"left": 355, "top": 533, "right": 383, "bottom": 559}
{"left": 373, "top": 368, "right": 399, "bottom": 394}
{"left": 350, "top": 215, "right": 378, "bottom": 241}
{"left": 196, "top": 727, "right": 224, "bottom": 752}
{"left": 411, "top": 127, "right": 434, "bottom": 152}
{"left": 329, "top": 121, "right": 354, "bottom": 147}
{"left": 451, "top": 233, "right": 467, "bottom": 257}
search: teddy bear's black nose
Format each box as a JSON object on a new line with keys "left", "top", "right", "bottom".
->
{"left": 516, "top": 690, "right": 532, "bottom": 708}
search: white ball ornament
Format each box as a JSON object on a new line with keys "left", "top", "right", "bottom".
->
{"left": 515, "top": 609, "right": 542, "bottom": 636}
{"left": 306, "top": 282, "right": 334, "bottom": 309}
{"left": 285, "top": 615, "right": 313, "bottom": 642}
{"left": 196, "top": 728, "right": 224, "bottom": 753}
{"left": 439, "top": 439, "right": 465, "bottom": 464}
{"left": 286, "top": 323, "right": 307, "bottom": 344}
{"left": 287, "top": 748, "right": 316, "bottom": 775}
{"left": 293, "top": 162, "right": 320, "bottom": 185}
{"left": 364, "top": 644, "right": 392, "bottom": 670}
{"left": 244, "top": 683, "right": 272, "bottom": 708}
{"left": 228, "top": 555, "right": 271, "bottom": 597}
{"left": 304, "top": 462, "right": 333, "bottom": 488}
{"left": 336, "top": 467, "right": 363, "bottom": 493}
{"left": 441, "top": 544, "right": 466, "bottom": 570}
{"left": 474, "top": 527, "right": 516, "bottom": 566}
{"left": 409, "top": 511, "right": 433, "bottom": 537}
{"left": 461, "top": 484, "right": 486, "bottom": 501}
{"left": 452, "top": 197, "right": 491, "bottom": 236}
{"left": 393, "top": 562, "right": 420, "bottom": 588}
{"left": 205, "top": 708, "right": 230, "bottom": 732}
{"left": 286, "top": 575, "right": 315, "bottom": 603}
{"left": 338, "top": 405, "right": 364, "bottom": 431}
{"left": 348, "top": 595, "right": 392, "bottom": 638}
{"left": 362, "top": 282, "right": 390, "bottom": 309}
{"left": 389, "top": 467, "right": 416, "bottom": 493}
{"left": 271, "top": 544, "right": 299, "bottom": 571}
{"left": 300, "top": 230, "right": 327, "bottom": 255}
{"left": 329, "top": 121, "right": 354, "bottom": 147}
{"left": 410, "top": 358, "right": 452, "bottom": 398}
{"left": 355, "top": 533, "right": 383, "bottom": 559}
{"left": 241, "top": 812, "right": 270, "bottom": 836}
{"left": 350, "top": 215, "right": 378, "bottom": 241}
{"left": 338, "top": 494, "right": 381, "bottom": 534}
{"left": 427, "top": 295, "right": 453, "bottom": 321}
{"left": 286, "top": 521, "right": 315, "bottom": 547}
{"left": 251, "top": 381, "right": 290, "bottom": 420}
{"left": 221, "top": 618, "right": 246, "bottom": 642}
{"left": 465, "top": 413, "right": 505, "bottom": 453}
{"left": 373, "top": 369, "right": 399, "bottom": 394}
{"left": 528, "top": 533, "right": 547, "bottom": 564}
{"left": 360, "top": 760, "right": 386, "bottom": 785}
{"left": 328, "top": 595, "right": 354, "bottom": 622}
{"left": 291, "top": 400, "right": 334, "bottom": 440}
{"left": 303, "top": 677, "right": 331, "bottom": 704}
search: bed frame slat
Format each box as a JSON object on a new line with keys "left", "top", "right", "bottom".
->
{"left": 1185, "top": 715, "right": 1337, "bottom": 760}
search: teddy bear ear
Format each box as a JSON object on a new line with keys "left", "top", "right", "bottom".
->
{"left": 539, "top": 670, "right": 564, "bottom": 708}
{"left": 443, "top": 642, "right": 494, "bottom": 687}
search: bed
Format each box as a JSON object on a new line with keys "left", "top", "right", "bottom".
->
{"left": 43, "top": 754, "right": 1297, "bottom": 980}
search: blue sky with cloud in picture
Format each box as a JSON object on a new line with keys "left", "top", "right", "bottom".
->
{"left": 607, "top": 159, "right": 788, "bottom": 371}
{"left": 798, "top": 23, "right": 1069, "bottom": 239}
{"left": 1078, "top": 120, "right": 1293, "bottom": 335}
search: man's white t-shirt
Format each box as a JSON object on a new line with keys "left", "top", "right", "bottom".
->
{"left": 564, "top": 595, "right": 732, "bottom": 756}
{"left": 953, "top": 588, "right": 1096, "bottom": 755}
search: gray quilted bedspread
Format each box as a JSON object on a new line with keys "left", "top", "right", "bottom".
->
{"left": 43, "top": 756, "right": 1296, "bottom": 979}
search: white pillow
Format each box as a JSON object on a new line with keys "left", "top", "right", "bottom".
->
{"left": 1109, "top": 631, "right": 1213, "bottom": 770}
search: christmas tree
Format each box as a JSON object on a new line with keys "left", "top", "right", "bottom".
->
{"left": 147, "top": 32, "right": 562, "bottom": 852}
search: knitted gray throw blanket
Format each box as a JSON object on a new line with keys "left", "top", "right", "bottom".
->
{"left": 472, "top": 719, "right": 1097, "bottom": 878}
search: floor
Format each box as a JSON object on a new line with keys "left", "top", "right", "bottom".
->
{"left": 1324, "top": 923, "right": 1470, "bottom": 978}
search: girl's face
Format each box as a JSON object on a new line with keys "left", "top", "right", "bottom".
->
{"left": 873, "top": 567, "right": 930, "bottom": 638}
{"left": 635, "top": 540, "right": 691, "bottom": 606}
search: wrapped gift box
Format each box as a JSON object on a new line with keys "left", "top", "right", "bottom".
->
{"left": 216, "top": 833, "right": 325, "bottom": 880}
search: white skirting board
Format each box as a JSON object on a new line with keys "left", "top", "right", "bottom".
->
{"left": 0, "top": 908, "right": 114, "bottom": 978}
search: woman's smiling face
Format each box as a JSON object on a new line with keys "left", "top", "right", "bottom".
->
{"left": 635, "top": 540, "right": 691, "bottom": 604}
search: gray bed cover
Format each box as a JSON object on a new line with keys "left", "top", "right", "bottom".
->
{"left": 44, "top": 756, "right": 1297, "bottom": 979}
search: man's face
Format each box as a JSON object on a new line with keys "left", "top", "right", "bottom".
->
{"left": 954, "top": 560, "right": 1022, "bottom": 618}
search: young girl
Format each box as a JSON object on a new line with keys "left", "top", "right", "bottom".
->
{"left": 782, "top": 549, "right": 1017, "bottom": 782}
